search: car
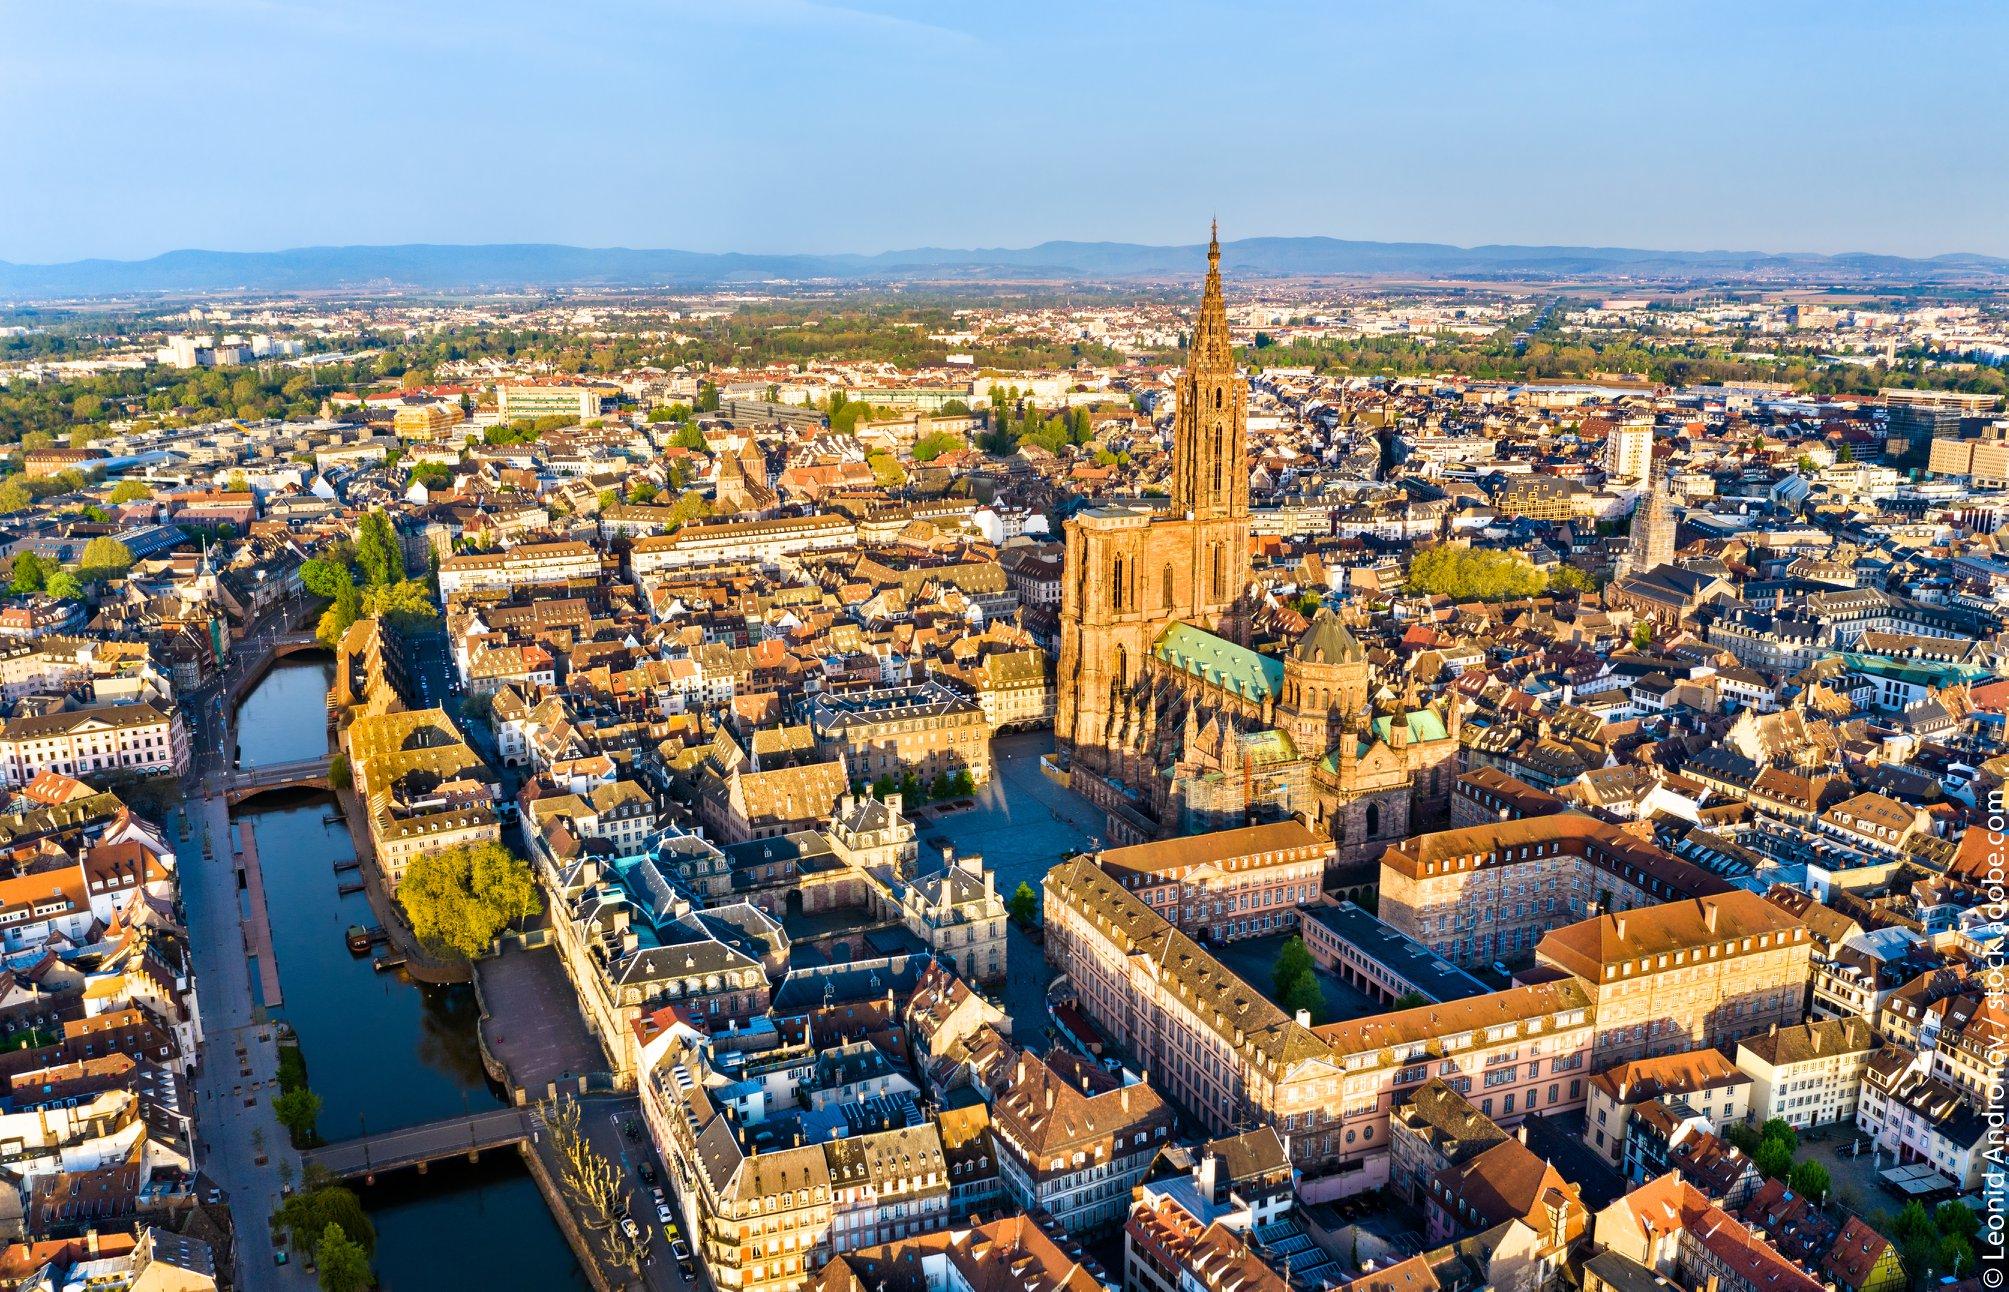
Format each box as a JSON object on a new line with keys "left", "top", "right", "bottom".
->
{"left": 670, "top": 1239, "right": 693, "bottom": 1267}
{"left": 656, "top": 1203, "right": 673, "bottom": 1224}
{"left": 652, "top": 1187, "right": 666, "bottom": 1204}
{"left": 273, "top": 1250, "right": 289, "bottom": 1267}
{"left": 624, "top": 1120, "right": 641, "bottom": 1141}
{"left": 620, "top": 1217, "right": 639, "bottom": 1241}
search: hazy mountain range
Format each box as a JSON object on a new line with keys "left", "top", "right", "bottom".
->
{"left": 4, "top": 237, "right": 2006, "bottom": 298}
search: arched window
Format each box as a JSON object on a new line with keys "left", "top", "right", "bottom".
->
{"left": 1115, "top": 644, "right": 1129, "bottom": 689}
{"left": 1365, "top": 801, "right": 1381, "bottom": 839}
{"left": 1212, "top": 428, "right": 1223, "bottom": 492}
{"left": 1210, "top": 544, "right": 1225, "bottom": 599}
{"left": 1215, "top": 387, "right": 1223, "bottom": 410}
{"left": 1111, "top": 555, "right": 1125, "bottom": 610}
{"left": 1161, "top": 563, "right": 1174, "bottom": 607}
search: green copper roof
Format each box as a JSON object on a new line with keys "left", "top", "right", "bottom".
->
{"left": 1838, "top": 652, "right": 1987, "bottom": 688}
{"left": 1153, "top": 622, "right": 1283, "bottom": 702}
{"left": 1374, "top": 709, "right": 1449, "bottom": 745}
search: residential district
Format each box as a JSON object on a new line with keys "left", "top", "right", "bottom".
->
{"left": 0, "top": 232, "right": 2000, "bottom": 1292}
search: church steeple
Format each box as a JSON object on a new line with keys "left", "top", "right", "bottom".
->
{"left": 1170, "top": 222, "right": 1247, "bottom": 521}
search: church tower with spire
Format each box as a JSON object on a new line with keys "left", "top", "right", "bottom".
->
{"left": 1618, "top": 456, "right": 1677, "bottom": 577}
{"left": 1056, "top": 225, "right": 1254, "bottom": 770}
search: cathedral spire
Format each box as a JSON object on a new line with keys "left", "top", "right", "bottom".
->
{"left": 1170, "top": 223, "right": 1246, "bottom": 519}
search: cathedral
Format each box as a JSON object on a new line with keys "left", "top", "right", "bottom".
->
{"left": 1054, "top": 227, "right": 1459, "bottom": 863}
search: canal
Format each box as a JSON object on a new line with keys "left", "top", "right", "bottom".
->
{"left": 229, "top": 659, "right": 588, "bottom": 1289}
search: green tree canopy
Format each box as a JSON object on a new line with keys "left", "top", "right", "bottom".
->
{"left": 275, "top": 1180, "right": 375, "bottom": 1260}
{"left": 397, "top": 841, "right": 542, "bottom": 961}
{"left": 1753, "top": 1138, "right": 1794, "bottom": 1181}
{"left": 314, "top": 1222, "right": 374, "bottom": 1292}
{"left": 361, "top": 579, "right": 439, "bottom": 631}
{"left": 77, "top": 536, "right": 134, "bottom": 582}
{"left": 912, "top": 431, "right": 966, "bottom": 462}
{"left": 107, "top": 479, "right": 152, "bottom": 503}
{"left": 273, "top": 1087, "right": 323, "bottom": 1146}
{"left": 355, "top": 509, "right": 405, "bottom": 586}
{"left": 1404, "top": 546, "right": 1547, "bottom": 601}
{"left": 1788, "top": 1159, "right": 1830, "bottom": 1199}
{"left": 8, "top": 551, "right": 47, "bottom": 594}
{"left": 1007, "top": 881, "right": 1038, "bottom": 925}
{"left": 44, "top": 571, "right": 83, "bottom": 601}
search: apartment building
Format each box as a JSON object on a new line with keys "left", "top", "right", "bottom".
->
{"left": 497, "top": 381, "right": 600, "bottom": 422}
{"left": 1732, "top": 1016, "right": 1875, "bottom": 1130}
{"left": 437, "top": 540, "right": 601, "bottom": 595}
{"left": 1042, "top": 859, "right": 1593, "bottom": 1199}
{"left": 1595, "top": 1174, "right": 1823, "bottom": 1292}
{"left": 990, "top": 1052, "right": 1174, "bottom": 1233}
{"left": 1086, "top": 820, "right": 1328, "bottom": 944}
{"left": 1379, "top": 812, "right": 1732, "bottom": 969}
{"left": 630, "top": 514, "right": 855, "bottom": 576}
{"left": 806, "top": 682, "right": 991, "bottom": 789}
{"left": 0, "top": 702, "right": 188, "bottom": 786}
{"left": 1857, "top": 1046, "right": 1989, "bottom": 1192}
{"left": 1535, "top": 892, "right": 1811, "bottom": 1066}
{"left": 1584, "top": 1049, "right": 1752, "bottom": 1167}
{"left": 345, "top": 706, "right": 500, "bottom": 889}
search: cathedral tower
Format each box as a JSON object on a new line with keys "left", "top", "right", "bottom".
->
{"left": 1056, "top": 225, "right": 1254, "bottom": 763}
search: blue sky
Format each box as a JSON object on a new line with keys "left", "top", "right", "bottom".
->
{"left": 3, "top": 0, "right": 2005, "bottom": 263}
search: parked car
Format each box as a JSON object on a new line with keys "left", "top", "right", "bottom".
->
{"left": 620, "top": 1217, "right": 640, "bottom": 1241}
{"left": 656, "top": 1203, "right": 673, "bottom": 1224}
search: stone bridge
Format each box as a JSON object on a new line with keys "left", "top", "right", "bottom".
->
{"left": 300, "top": 1106, "right": 533, "bottom": 1183}
{"left": 223, "top": 753, "right": 335, "bottom": 805}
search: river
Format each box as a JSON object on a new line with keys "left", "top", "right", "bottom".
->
{"left": 229, "top": 659, "right": 588, "bottom": 1289}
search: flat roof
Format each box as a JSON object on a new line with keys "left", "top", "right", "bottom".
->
{"left": 1301, "top": 900, "right": 1490, "bottom": 1003}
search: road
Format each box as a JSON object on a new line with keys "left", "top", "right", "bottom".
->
{"left": 567, "top": 1099, "right": 703, "bottom": 1292}
{"left": 176, "top": 591, "right": 320, "bottom": 1290}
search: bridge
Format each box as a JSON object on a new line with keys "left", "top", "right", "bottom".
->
{"left": 301, "top": 1106, "right": 533, "bottom": 1182}
{"left": 224, "top": 753, "right": 335, "bottom": 804}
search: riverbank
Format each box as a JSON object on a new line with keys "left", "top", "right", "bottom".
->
{"left": 330, "top": 779, "right": 471, "bottom": 986}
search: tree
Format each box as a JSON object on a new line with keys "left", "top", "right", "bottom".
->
{"left": 1753, "top": 1138, "right": 1794, "bottom": 1181}
{"left": 361, "top": 579, "right": 439, "bottom": 631}
{"left": 396, "top": 841, "right": 542, "bottom": 961}
{"left": 1007, "top": 881, "right": 1039, "bottom": 926}
{"left": 1272, "top": 936, "right": 1317, "bottom": 1002}
{"left": 8, "top": 551, "right": 47, "bottom": 594}
{"left": 327, "top": 752, "right": 351, "bottom": 790}
{"left": 1280, "top": 970, "right": 1325, "bottom": 1023}
{"left": 107, "top": 479, "right": 152, "bottom": 503}
{"left": 0, "top": 479, "right": 30, "bottom": 513}
{"left": 1404, "top": 545, "right": 1547, "bottom": 601}
{"left": 666, "top": 489, "right": 711, "bottom": 527}
{"left": 273, "top": 1087, "right": 323, "bottom": 1146}
{"left": 314, "top": 1222, "right": 373, "bottom": 1292}
{"left": 1759, "top": 1118, "right": 1799, "bottom": 1153}
{"left": 355, "top": 509, "right": 405, "bottom": 586}
{"left": 1549, "top": 564, "right": 1594, "bottom": 592}
{"left": 44, "top": 571, "right": 83, "bottom": 601}
{"left": 275, "top": 1178, "right": 375, "bottom": 1259}
{"left": 1724, "top": 1122, "right": 1765, "bottom": 1155}
{"left": 225, "top": 469, "right": 250, "bottom": 493}
{"left": 1788, "top": 1159, "right": 1830, "bottom": 1200}
{"left": 300, "top": 557, "right": 355, "bottom": 599}
{"left": 19, "top": 431, "right": 54, "bottom": 450}
{"left": 913, "top": 432, "right": 966, "bottom": 462}
{"left": 77, "top": 536, "right": 134, "bottom": 582}
{"left": 1631, "top": 621, "right": 1653, "bottom": 650}
{"left": 866, "top": 450, "right": 906, "bottom": 487}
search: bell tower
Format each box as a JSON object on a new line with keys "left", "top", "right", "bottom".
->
{"left": 1169, "top": 222, "right": 1250, "bottom": 522}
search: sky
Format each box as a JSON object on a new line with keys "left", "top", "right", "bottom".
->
{"left": 2, "top": 0, "right": 2006, "bottom": 264}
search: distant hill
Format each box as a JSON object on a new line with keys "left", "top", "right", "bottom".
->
{"left": 3, "top": 236, "right": 2005, "bottom": 298}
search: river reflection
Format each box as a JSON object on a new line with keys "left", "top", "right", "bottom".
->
{"left": 228, "top": 662, "right": 583, "bottom": 1285}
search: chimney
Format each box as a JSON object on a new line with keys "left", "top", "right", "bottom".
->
{"left": 1295, "top": 1009, "right": 1311, "bottom": 1027}
{"left": 1614, "top": 915, "right": 1628, "bottom": 942}
{"left": 1704, "top": 900, "right": 1719, "bottom": 934}
{"left": 1198, "top": 1148, "right": 1219, "bottom": 1199}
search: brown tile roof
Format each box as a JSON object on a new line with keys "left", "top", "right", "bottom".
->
{"left": 1536, "top": 891, "right": 1807, "bottom": 978}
